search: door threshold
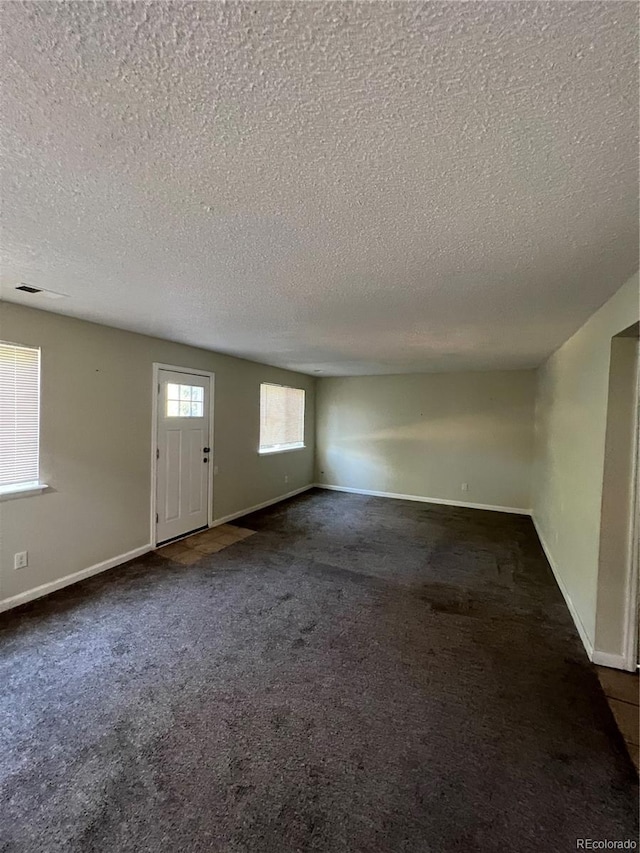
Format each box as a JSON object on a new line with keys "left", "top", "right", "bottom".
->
{"left": 156, "top": 525, "right": 208, "bottom": 548}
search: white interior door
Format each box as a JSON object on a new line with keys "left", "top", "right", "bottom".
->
{"left": 156, "top": 369, "right": 211, "bottom": 544}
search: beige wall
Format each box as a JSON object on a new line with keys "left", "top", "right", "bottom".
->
{"left": 0, "top": 303, "right": 315, "bottom": 605}
{"left": 532, "top": 272, "right": 640, "bottom": 656}
{"left": 316, "top": 371, "right": 536, "bottom": 511}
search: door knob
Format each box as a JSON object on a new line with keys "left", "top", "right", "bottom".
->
{"left": 203, "top": 447, "right": 210, "bottom": 453}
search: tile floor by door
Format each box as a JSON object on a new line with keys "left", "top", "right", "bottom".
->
{"left": 596, "top": 666, "right": 639, "bottom": 772}
{"left": 157, "top": 523, "right": 255, "bottom": 565}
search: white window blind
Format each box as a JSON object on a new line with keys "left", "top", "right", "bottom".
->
{"left": 0, "top": 342, "right": 41, "bottom": 488}
{"left": 259, "top": 383, "right": 305, "bottom": 453}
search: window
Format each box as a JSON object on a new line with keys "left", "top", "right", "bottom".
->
{"left": 166, "top": 383, "right": 204, "bottom": 418}
{"left": 0, "top": 342, "right": 42, "bottom": 495}
{"left": 259, "top": 383, "right": 305, "bottom": 454}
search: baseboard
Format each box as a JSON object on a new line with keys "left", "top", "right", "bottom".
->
{"left": 591, "top": 650, "right": 636, "bottom": 672}
{"left": 211, "top": 484, "right": 314, "bottom": 527}
{"left": 531, "top": 515, "right": 594, "bottom": 661}
{"left": 314, "top": 483, "right": 531, "bottom": 516}
{"left": 0, "top": 544, "right": 152, "bottom": 614}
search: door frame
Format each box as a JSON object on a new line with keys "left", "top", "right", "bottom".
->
{"left": 622, "top": 362, "right": 639, "bottom": 671}
{"left": 150, "top": 363, "right": 215, "bottom": 548}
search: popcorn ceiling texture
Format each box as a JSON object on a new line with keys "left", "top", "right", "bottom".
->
{"left": 1, "top": 1, "right": 638, "bottom": 375}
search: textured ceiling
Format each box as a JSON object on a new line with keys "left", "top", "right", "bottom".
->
{"left": 1, "top": 1, "right": 638, "bottom": 375}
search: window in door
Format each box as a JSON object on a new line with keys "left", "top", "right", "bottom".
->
{"left": 166, "top": 383, "right": 204, "bottom": 418}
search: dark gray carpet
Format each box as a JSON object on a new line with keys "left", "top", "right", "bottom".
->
{"left": 1, "top": 489, "right": 637, "bottom": 852}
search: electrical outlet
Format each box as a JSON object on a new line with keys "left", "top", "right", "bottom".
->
{"left": 284, "top": 474, "right": 289, "bottom": 484}
{"left": 461, "top": 483, "right": 469, "bottom": 492}
{"left": 14, "top": 551, "right": 28, "bottom": 570}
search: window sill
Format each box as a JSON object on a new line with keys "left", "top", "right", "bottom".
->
{"left": 258, "top": 445, "right": 305, "bottom": 456}
{"left": 0, "top": 482, "right": 49, "bottom": 501}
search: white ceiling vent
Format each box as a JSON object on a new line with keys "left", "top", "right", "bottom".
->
{"left": 15, "top": 284, "right": 67, "bottom": 300}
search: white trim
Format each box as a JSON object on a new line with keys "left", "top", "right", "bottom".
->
{"left": 314, "top": 484, "right": 531, "bottom": 516}
{"left": 591, "top": 650, "right": 633, "bottom": 671}
{"left": 0, "top": 544, "right": 151, "bottom": 613}
{"left": 151, "top": 363, "right": 215, "bottom": 548}
{"left": 210, "top": 484, "right": 313, "bottom": 527}
{"left": 0, "top": 481, "right": 48, "bottom": 500}
{"left": 151, "top": 362, "right": 217, "bottom": 379}
{"left": 258, "top": 444, "right": 306, "bottom": 455}
{"left": 532, "top": 515, "right": 594, "bottom": 661}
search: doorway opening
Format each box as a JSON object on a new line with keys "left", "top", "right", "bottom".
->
{"left": 594, "top": 323, "right": 639, "bottom": 671}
